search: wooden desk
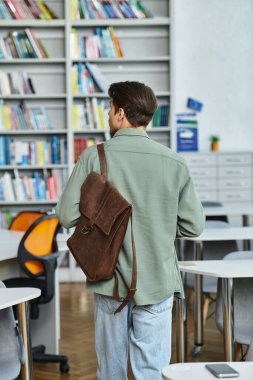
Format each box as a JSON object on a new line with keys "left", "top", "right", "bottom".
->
{"left": 0, "top": 229, "right": 60, "bottom": 355}
{"left": 162, "top": 362, "right": 253, "bottom": 380}
{"left": 177, "top": 259, "right": 253, "bottom": 362}
{"left": 0, "top": 287, "right": 41, "bottom": 380}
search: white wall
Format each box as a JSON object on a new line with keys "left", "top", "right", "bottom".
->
{"left": 171, "top": 0, "right": 253, "bottom": 151}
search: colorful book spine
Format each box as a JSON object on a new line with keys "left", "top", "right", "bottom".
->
{"left": 1, "top": 0, "right": 58, "bottom": 20}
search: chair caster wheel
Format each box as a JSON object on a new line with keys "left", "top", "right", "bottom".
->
{"left": 60, "top": 362, "right": 70, "bottom": 373}
{"left": 192, "top": 345, "right": 201, "bottom": 356}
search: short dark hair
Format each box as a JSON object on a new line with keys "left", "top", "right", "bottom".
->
{"left": 108, "top": 81, "right": 158, "bottom": 127}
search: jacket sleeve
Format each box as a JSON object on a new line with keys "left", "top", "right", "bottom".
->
{"left": 56, "top": 158, "right": 87, "bottom": 228}
{"left": 176, "top": 169, "right": 205, "bottom": 238}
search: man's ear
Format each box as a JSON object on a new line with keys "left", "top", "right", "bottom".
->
{"left": 118, "top": 107, "right": 125, "bottom": 120}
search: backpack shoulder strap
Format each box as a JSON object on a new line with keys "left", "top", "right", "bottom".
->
{"left": 97, "top": 143, "right": 107, "bottom": 178}
{"left": 113, "top": 213, "right": 137, "bottom": 314}
{"left": 97, "top": 143, "right": 137, "bottom": 314}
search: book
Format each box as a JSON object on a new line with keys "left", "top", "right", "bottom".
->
{"left": 135, "top": 1, "right": 153, "bottom": 18}
{"left": 7, "top": 34, "right": 19, "bottom": 58}
{"left": 70, "top": 0, "right": 79, "bottom": 20}
{"left": 0, "top": 3, "right": 11, "bottom": 19}
{"left": 23, "top": 0, "right": 41, "bottom": 19}
{"left": 25, "top": 28, "right": 47, "bottom": 58}
{"left": 5, "top": 0, "right": 22, "bottom": 19}
{"left": 13, "top": 169, "right": 26, "bottom": 201}
{"left": 101, "top": 28, "right": 117, "bottom": 57}
{"left": 2, "top": 172, "right": 15, "bottom": 201}
{"left": 90, "top": 0, "right": 105, "bottom": 19}
{"left": 37, "top": 1, "right": 57, "bottom": 19}
{"left": 85, "top": 62, "right": 108, "bottom": 93}
{"left": 106, "top": 0, "right": 122, "bottom": 18}
{"left": 85, "top": 35, "right": 100, "bottom": 59}
{"left": 108, "top": 26, "right": 123, "bottom": 57}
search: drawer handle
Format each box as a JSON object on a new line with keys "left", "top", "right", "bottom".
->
{"left": 225, "top": 171, "right": 244, "bottom": 175}
{"left": 226, "top": 182, "right": 245, "bottom": 186}
{"left": 192, "top": 171, "right": 209, "bottom": 176}
{"left": 224, "top": 158, "right": 247, "bottom": 163}
{"left": 227, "top": 194, "right": 244, "bottom": 199}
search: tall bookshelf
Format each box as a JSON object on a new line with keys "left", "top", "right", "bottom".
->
{"left": 0, "top": 0, "right": 171, "bottom": 281}
{"left": 0, "top": 1, "right": 68, "bottom": 218}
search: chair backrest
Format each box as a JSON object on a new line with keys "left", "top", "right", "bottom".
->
{"left": 216, "top": 251, "right": 253, "bottom": 345}
{"left": 184, "top": 220, "right": 238, "bottom": 261}
{"left": 18, "top": 214, "right": 60, "bottom": 277}
{"left": 0, "top": 281, "right": 21, "bottom": 380}
{"left": 9, "top": 211, "right": 46, "bottom": 232}
{"left": 202, "top": 201, "right": 228, "bottom": 223}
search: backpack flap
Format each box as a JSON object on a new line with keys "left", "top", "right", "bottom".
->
{"left": 80, "top": 171, "right": 131, "bottom": 235}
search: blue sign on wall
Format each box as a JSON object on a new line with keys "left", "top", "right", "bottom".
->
{"left": 177, "top": 125, "right": 198, "bottom": 152}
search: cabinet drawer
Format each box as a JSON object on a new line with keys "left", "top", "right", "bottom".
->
{"left": 218, "top": 178, "right": 252, "bottom": 189}
{"left": 218, "top": 166, "right": 252, "bottom": 178}
{"left": 197, "top": 191, "right": 218, "bottom": 202}
{"left": 218, "top": 153, "right": 252, "bottom": 165}
{"left": 219, "top": 190, "right": 252, "bottom": 202}
{"left": 190, "top": 167, "right": 217, "bottom": 178}
{"left": 181, "top": 153, "right": 216, "bottom": 166}
{"left": 193, "top": 179, "right": 216, "bottom": 190}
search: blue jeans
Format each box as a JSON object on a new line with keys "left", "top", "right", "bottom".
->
{"left": 93, "top": 293, "right": 174, "bottom": 380}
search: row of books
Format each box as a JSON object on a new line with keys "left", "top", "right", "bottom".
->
{"left": 0, "top": 169, "right": 67, "bottom": 201}
{"left": 71, "top": 27, "right": 123, "bottom": 59}
{"left": 0, "top": 135, "right": 67, "bottom": 166}
{"left": 72, "top": 62, "right": 108, "bottom": 94}
{"left": 0, "top": 71, "right": 35, "bottom": 95}
{"left": 74, "top": 137, "right": 103, "bottom": 162}
{"left": 70, "top": 0, "right": 153, "bottom": 20}
{"left": 0, "top": 101, "right": 53, "bottom": 131}
{"left": 0, "top": 29, "right": 49, "bottom": 59}
{"left": 152, "top": 104, "right": 170, "bottom": 127}
{"left": 73, "top": 98, "right": 110, "bottom": 130}
{"left": 0, "top": 0, "right": 57, "bottom": 20}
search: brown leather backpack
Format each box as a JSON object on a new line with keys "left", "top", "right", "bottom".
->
{"left": 67, "top": 143, "right": 137, "bottom": 314}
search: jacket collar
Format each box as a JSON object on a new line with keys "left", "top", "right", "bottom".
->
{"left": 112, "top": 128, "right": 150, "bottom": 139}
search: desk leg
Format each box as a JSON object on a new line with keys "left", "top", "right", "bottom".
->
{"left": 17, "top": 302, "right": 34, "bottom": 380}
{"left": 176, "top": 297, "right": 186, "bottom": 362}
{"left": 222, "top": 277, "right": 234, "bottom": 361}
{"left": 242, "top": 215, "right": 251, "bottom": 250}
{"left": 194, "top": 242, "right": 204, "bottom": 350}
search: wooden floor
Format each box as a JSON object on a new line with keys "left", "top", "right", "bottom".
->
{"left": 34, "top": 283, "right": 225, "bottom": 380}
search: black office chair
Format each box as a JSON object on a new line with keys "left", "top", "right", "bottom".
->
{"left": 4, "top": 214, "right": 70, "bottom": 373}
{"left": 201, "top": 201, "right": 228, "bottom": 223}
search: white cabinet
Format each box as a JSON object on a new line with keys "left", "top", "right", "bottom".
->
{"left": 182, "top": 153, "right": 217, "bottom": 201}
{"left": 218, "top": 153, "right": 253, "bottom": 202}
{"left": 181, "top": 152, "right": 253, "bottom": 203}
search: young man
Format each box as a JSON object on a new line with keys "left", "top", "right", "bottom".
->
{"left": 56, "top": 81, "right": 204, "bottom": 379}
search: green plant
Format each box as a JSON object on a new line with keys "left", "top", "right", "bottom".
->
{"left": 210, "top": 135, "right": 220, "bottom": 143}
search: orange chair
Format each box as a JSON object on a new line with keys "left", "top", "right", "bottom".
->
{"left": 4, "top": 214, "right": 69, "bottom": 373}
{"left": 9, "top": 211, "right": 46, "bottom": 232}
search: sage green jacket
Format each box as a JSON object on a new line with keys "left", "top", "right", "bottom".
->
{"left": 56, "top": 128, "right": 204, "bottom": 305}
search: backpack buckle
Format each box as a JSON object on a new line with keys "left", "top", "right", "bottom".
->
{"left": 81, "top": 224, "right": 94, "bottom": 234}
